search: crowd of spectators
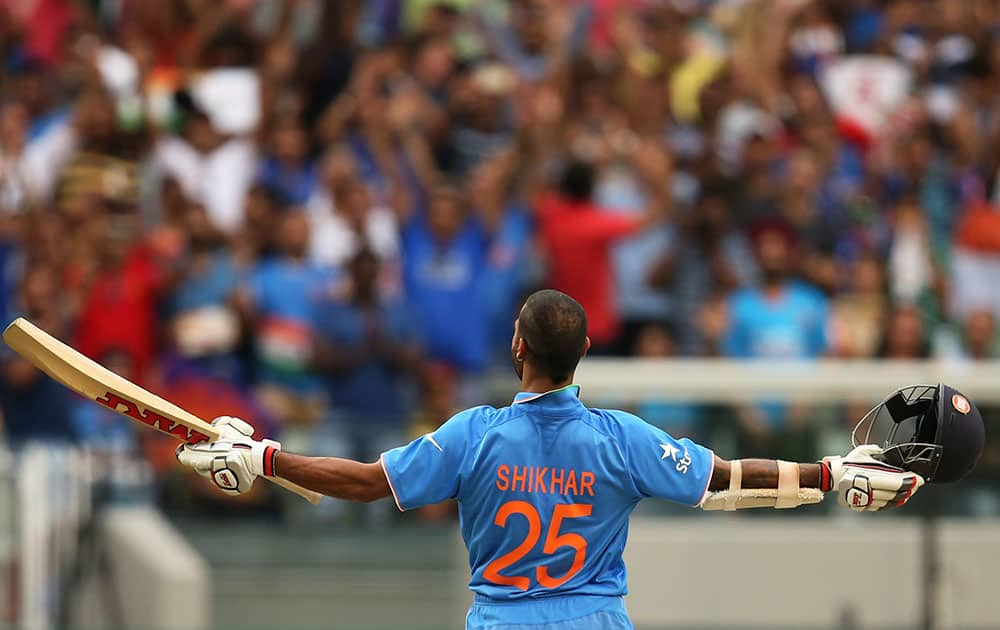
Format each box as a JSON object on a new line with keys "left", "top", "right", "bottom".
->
{"left": 1, "top": 0, "right": 999, "bottom": 517}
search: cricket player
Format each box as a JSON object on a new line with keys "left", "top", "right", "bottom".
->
{"left": 178, "top": 289, "right": 975, "bottom": 629}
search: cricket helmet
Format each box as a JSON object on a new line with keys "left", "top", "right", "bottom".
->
{"left": 852, "top": 383, "right": 984, "bottom": 483}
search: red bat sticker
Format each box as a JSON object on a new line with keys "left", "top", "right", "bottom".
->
{"left": 95, "top": 392, "right": 212, "bottom": 444}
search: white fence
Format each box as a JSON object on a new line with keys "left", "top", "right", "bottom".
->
{"left": 572, "top": 358, "right": 1000, "bottom": 403}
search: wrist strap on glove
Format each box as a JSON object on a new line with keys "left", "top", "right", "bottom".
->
{"left": 262, "top": 443, "right": 280, "bottom": 478}
{"left": 818, "top": 461, "right": 833, "bottom": 492}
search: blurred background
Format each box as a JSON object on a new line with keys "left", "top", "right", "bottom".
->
{"left": 1, "top": 0, "right": 1000, "bottom": 628}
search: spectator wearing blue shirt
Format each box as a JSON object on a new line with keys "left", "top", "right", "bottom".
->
{"left": 234, "top": 211, "right": 336, "bottom": 429}
{"left": 164, "top": 203, "right": 244, "bottom": 383}
{"left": 314, "top": 249, "right": 422, "bottom": 524}
{"left": 724, "top": 222, "right": 829, "bottom": 360}
{"left": 70, "top": 349, "right": 137, "bottom": 454}
{"left": 255, "top": 117, "right": 317, "bottom": 206}
{"left": 401, "top": 184, "right": 492, "bottom": 404}
{"left": 316, "top": 249, "right": 421, "bottom": 447}
{"left": 0, "top": 347, "right": 75, "bottom": 448}
{"left": 467, "top": 157, "right": 533, "bottom": 359}
{"left": 0, "top": 292, "right": 75, "bottom": 447}
{"left": 723, "top": 220, "right": 829, "bottom": 460}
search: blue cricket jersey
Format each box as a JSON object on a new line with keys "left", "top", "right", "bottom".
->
{"left": 381, "top": 385, "right": 714, "bottom": 625}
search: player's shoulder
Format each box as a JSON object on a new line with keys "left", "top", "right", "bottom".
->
{"left": 581, "top": 406, "right": 653, "bottom": 438}
{"left": 434, "top": 404, "right": 518, "bottom": 450}
{"left": 440, "top": 404, "right": 502, "bottom": 433}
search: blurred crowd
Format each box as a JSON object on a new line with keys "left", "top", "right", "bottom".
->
{"left": 1, "top": 0, "right": 999, "bottom": 517}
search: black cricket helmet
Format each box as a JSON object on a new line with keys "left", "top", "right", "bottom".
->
{"left": 852, "top": 384, "right": 985, "bottom": 483}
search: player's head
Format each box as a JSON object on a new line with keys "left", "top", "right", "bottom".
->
{"left": 511, "top": 290, "right": 590, "bottom": 383}
{"left": 853, "top": 383, "right": 985, "bottom": 483}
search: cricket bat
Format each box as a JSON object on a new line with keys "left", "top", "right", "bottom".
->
{"left": 2, "top": 317, "right": 323, "bottom": 504}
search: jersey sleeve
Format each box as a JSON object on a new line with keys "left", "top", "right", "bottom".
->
{"left": 379, "top": 407, "right": 483, "bottom": 511}
{"left": 619, "top": 414, "right": 714, "bottom": 507}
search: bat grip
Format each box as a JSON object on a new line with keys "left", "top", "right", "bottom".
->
{"left": 267, "top": 476, "right": 324, "bottom": 504}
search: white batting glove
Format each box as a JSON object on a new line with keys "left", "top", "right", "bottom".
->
{"left": 212, "top": 415, "right": 256, "bottom": 440}
{"left": 821, "top": 445, "right": 925, "bottom": 512}
{"left": 175, "top": 416, "right": 282, "bottom": 496}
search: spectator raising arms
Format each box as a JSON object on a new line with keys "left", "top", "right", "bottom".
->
{"left": 535, "top": 156, "right": 668, "bottom": 353}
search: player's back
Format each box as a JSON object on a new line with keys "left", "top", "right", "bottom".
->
{"left": 380, "top": 386, "right": 713, "bottom": 629}
{"left": 460, "top": 392, "right": 638, "bottom": 600}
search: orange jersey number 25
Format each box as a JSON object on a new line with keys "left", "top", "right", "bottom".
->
{"left": 482, "top": 501, "right": 592, "bottom": 591}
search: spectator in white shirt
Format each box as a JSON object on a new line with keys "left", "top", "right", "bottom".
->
{"left": 155, "top": 106, "right": 256, "bottom": 234}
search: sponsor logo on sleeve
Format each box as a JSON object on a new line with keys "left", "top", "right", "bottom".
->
{"left": 660, "top": 443, "right": 691, "bottom": 474}
{"left": 660, "top": 443, "right": 679, "bottom": 461}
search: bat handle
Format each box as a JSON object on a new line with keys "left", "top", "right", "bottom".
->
{"left": 267, "top": 476, "right": 324, "bottom": 504}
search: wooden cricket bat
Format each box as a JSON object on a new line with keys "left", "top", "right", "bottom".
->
{"left": 2, "top": 317, "right": 323, "bottom": 504}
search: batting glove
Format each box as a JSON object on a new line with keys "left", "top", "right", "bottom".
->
{"left": 820, "top": 444, "right": 925, "bottom": 512}
{"left": 175, "top": 416, "right": 282, "bottom": 496}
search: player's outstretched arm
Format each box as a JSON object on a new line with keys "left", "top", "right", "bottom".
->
{"left": 274, "top": 452, "right": 390, "bottom": 502}
{"left": 176, "top": 416, "right": 391, "bottom": 502}
{"left": 703, "top": 445, "right": 924, "bottom": 512}
{"left": 708, "top": 458, "right": 823, "bottom": 492}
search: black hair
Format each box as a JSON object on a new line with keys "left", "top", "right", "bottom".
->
{"left": 558, "top": 160, "right": 595, "bottom": 202}
{"left": 349, "top": 247, "right": 378, "bottom": 270}
{"left": 518, "top": 289, "right": 588, "bottom": 382}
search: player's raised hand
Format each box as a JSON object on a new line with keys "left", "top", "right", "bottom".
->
{"left": 821, "top": 445, "right": 925, "bottom": 512}
{"left": 212, "top": 415, "right": 256, "bottom": 440}
{"left": 176, "top": 416, "right": 282, "bottom": 496}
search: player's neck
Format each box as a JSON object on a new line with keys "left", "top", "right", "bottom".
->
{"left": 519, "top": 367, "right": 574, "bottom": 395}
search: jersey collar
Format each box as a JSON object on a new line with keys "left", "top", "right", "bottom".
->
{"left": 512, "top": 384, "right": 582, "bottom": 406}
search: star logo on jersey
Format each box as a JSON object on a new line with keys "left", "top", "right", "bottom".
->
{"left": 660, "top": 443, "right": 680, "bottom": 461}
